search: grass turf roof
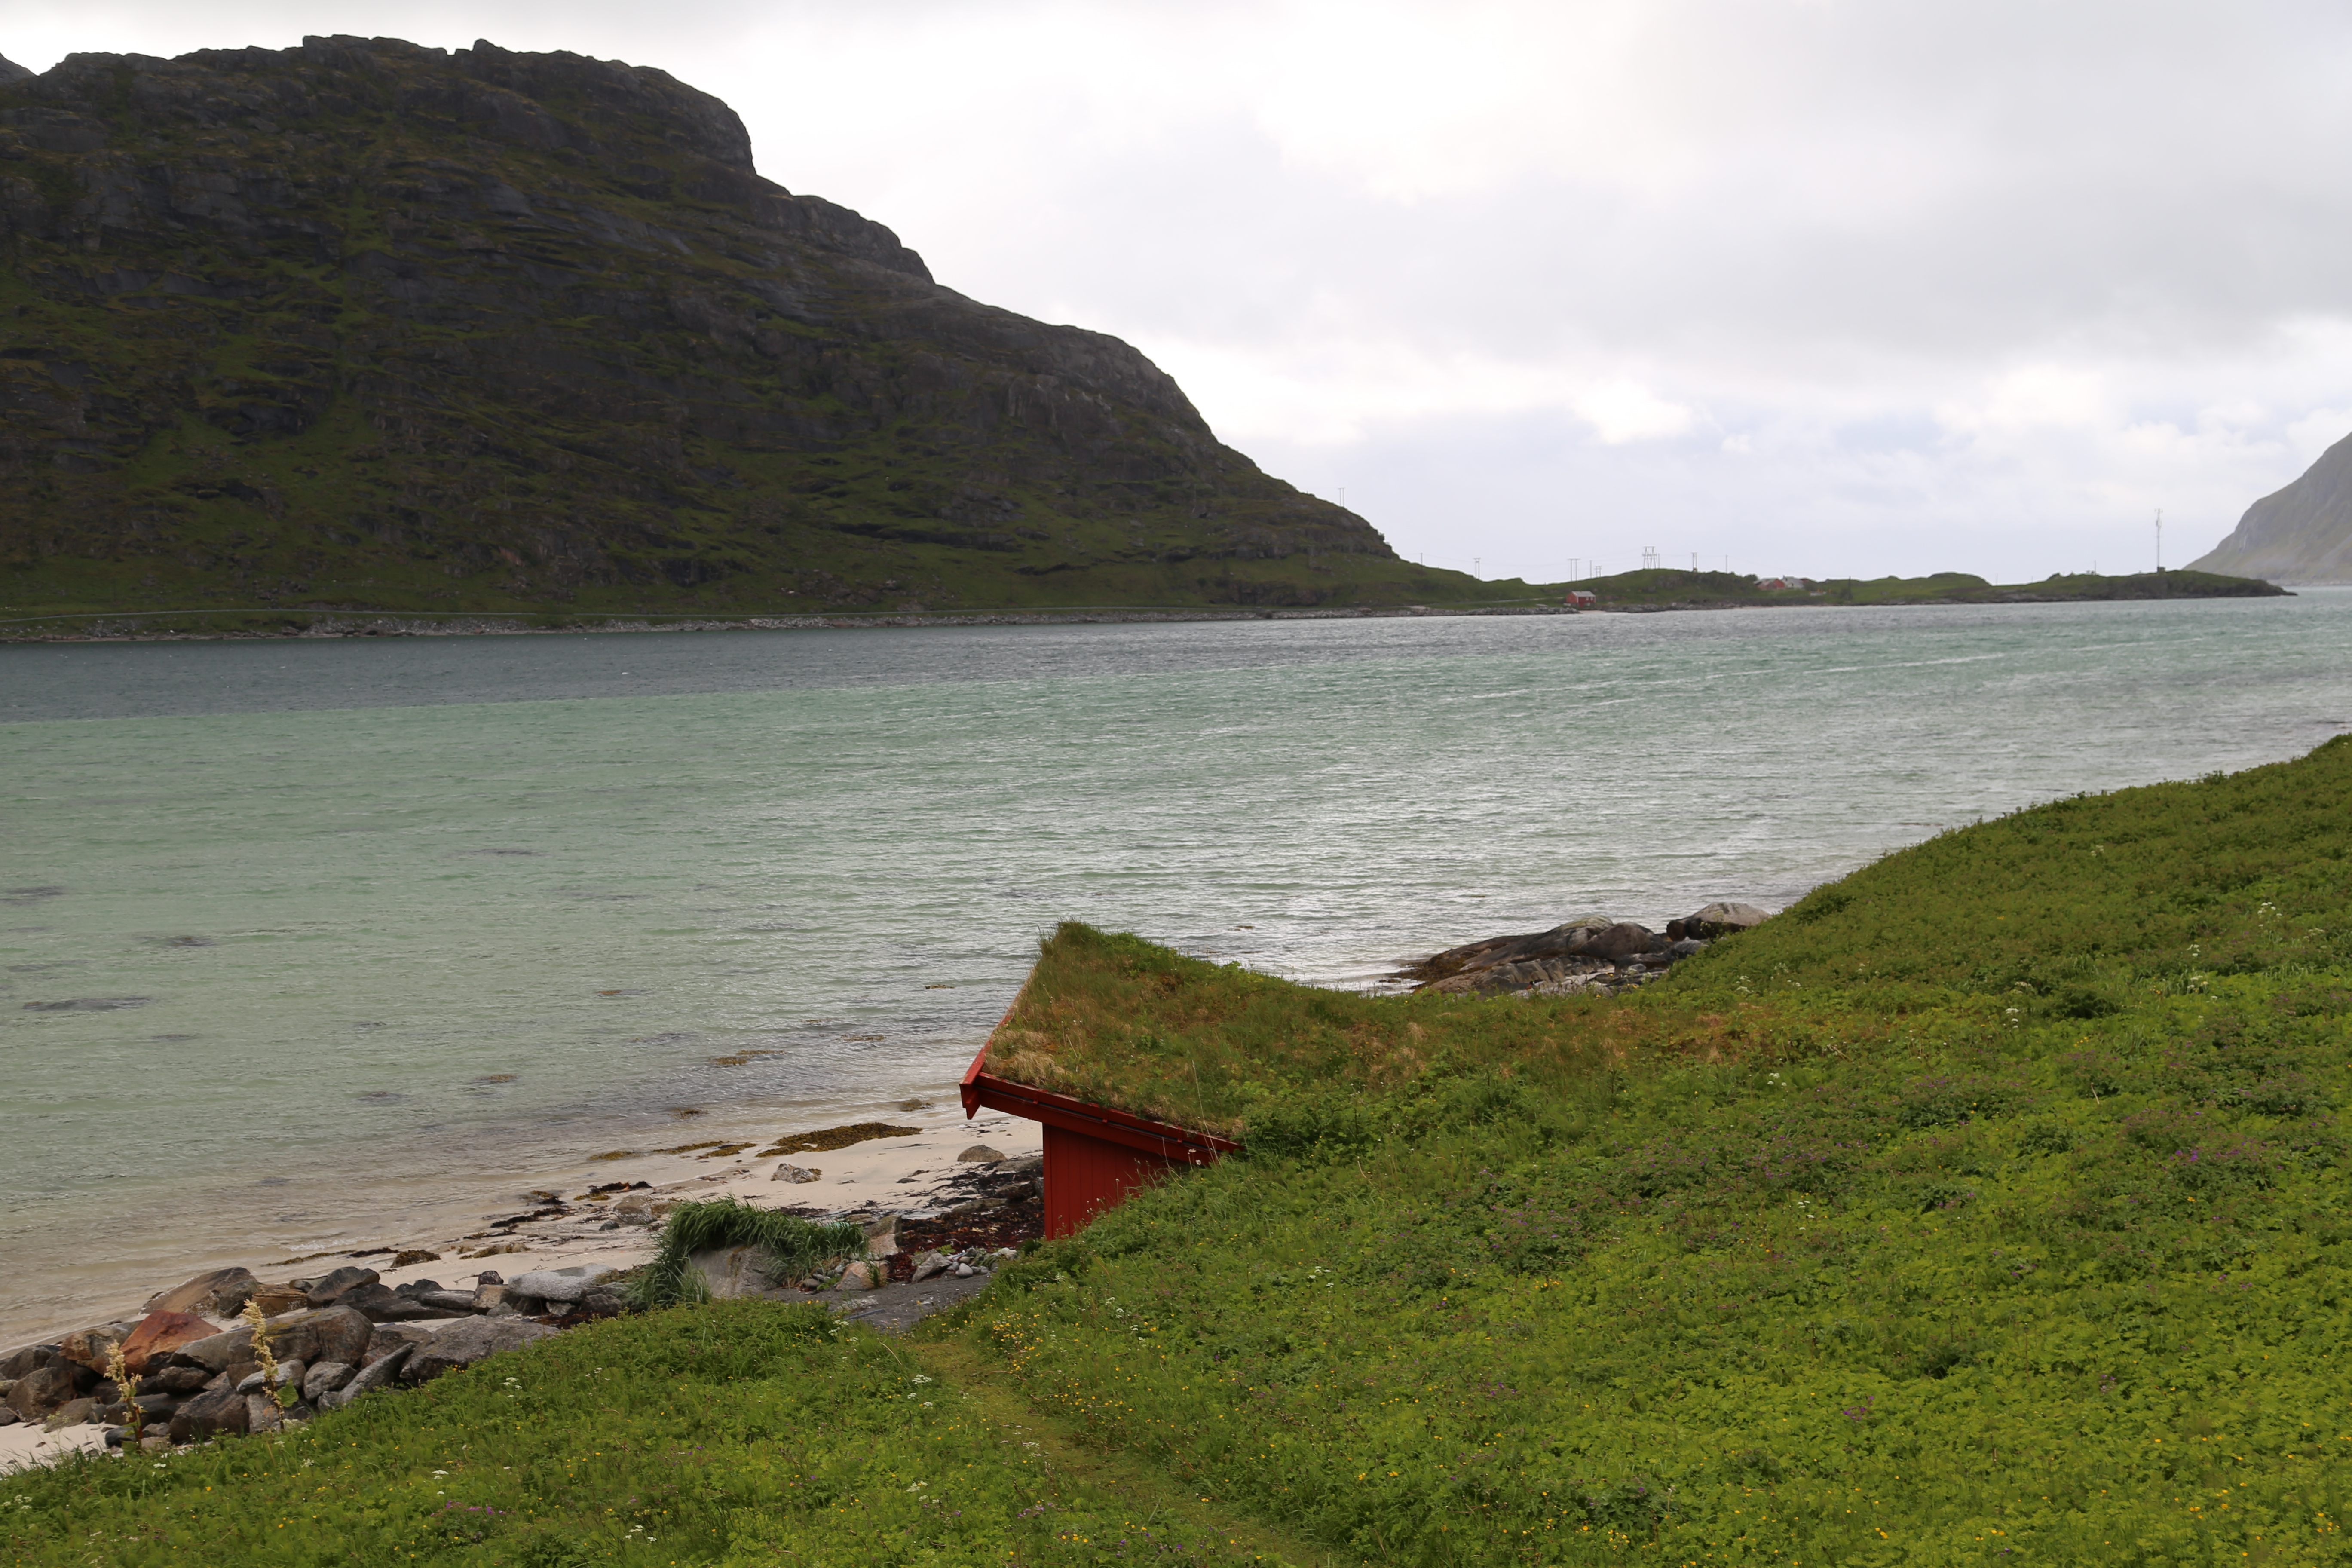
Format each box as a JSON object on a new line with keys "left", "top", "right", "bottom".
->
{"left": 983, "top": 735, "right": 2352, "bottom": 1140}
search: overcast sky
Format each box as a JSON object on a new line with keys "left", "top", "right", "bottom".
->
{"left": 13, "top": 0, "right": 2352, "bottom": 582}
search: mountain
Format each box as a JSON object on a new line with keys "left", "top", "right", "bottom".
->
{"left": 2187, "top": 429, "right": 2352, "bottom": 583}
{"left": 0, "top": 38, "right": 1482, "bottom": 616}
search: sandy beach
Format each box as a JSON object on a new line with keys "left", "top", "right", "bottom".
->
{"left": 0, "top": 1104, "right": 1043, "bottom": 1473}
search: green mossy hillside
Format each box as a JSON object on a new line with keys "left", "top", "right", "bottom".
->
{"left": 0, "top": 39, "right": 1491, "bottom": 620}
{"left": 0, "top": 1301, "right": 1310, "bottom": 1565}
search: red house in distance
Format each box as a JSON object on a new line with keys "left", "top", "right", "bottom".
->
{"left": 960, "top": 1042, "right": 1239, "bottom": 1238}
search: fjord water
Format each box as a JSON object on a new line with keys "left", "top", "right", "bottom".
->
{"left": 5, "top": 593, "right": 2349, "bottom": 1341}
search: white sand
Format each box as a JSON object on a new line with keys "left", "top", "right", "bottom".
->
{"left": 0, "top": 1107, "right": 1042, "bottom": 1471}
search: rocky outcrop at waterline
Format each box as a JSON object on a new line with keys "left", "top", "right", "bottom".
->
{"left": 1400, "top": 900, "right": 1771, "bottom": 997}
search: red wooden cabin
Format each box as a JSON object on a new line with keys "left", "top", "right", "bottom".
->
{"left": 961, "top": 1043, "right": 1240, "bottom": 1238}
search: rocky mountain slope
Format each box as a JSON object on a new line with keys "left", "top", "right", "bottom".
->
{"left": 0, "top": 38, "right": 1476, "bottom": 616}
{"left": 2188, "top": 428, "right": 2352, "bottom": 583}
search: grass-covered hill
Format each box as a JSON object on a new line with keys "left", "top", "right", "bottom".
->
{"left": 0, "top": 38, "right": 1498, "bottom": 620}
{"left": 1550, "top": 567, "right": 2288, "bottom": 610}
{"left": 10, "top": 740, "right": 2350, "bottom": 1565}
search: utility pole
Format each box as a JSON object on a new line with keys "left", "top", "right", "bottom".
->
{"left": 1642, "top": 545, "right": 1659, "bottom": 570}
{"left": 2154, "top": 508, "right": 2162, "bottom": 571}
{"left": 1473, "top": 557, "right": 1481, "bottom": 579}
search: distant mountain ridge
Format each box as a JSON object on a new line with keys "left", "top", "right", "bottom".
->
{"left": 2188, "top": 429, "right": 2352, "bottom": 583}
{"left": 0, "top": 38, "right": 1479, "bottom": 616}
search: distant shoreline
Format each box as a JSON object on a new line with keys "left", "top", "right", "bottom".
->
{"left": 0, "top": 586, "right": 2308, "bottom": 643}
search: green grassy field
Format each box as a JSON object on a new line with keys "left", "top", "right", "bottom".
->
{"left": 9, "top": 741, "right": 2349, "bottom": 1565}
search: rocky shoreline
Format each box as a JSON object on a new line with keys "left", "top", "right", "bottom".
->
{"left": 1396, "top": 900, "right": 1774, "bottom": 996}
{"left": 0, "top": 1120, "right": 1046, "bottom": 1470}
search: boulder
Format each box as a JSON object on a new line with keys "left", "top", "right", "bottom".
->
{"left": 338, "top": 1283, "right": 470, "bottom": 1323}
{"left": 1671, "top": 902, "right": 1771, "bottom": 940}
{"left": 1579, "top": 922, "right": 1665, "bottom": 964}
{"left": 361, "top": 1324, "right": 438, "bottom": 1366}
{"left": 956, "top": 1145, "right": 1006, "bottom": 1163}
{"left": 168, "top": 1384, "right": 250, "bottom": 1442}
{"left": 689, "top": 1245, "right": 772, "bottom": 1300}
{"left": 1406, "top": 916, "right": 1614, "bottom": 983}
{"left": 0, "top": 1408, "right": 17, "bottom": 1427}
{"left": 302, "top": 1361, "right": 355, "bottom": 1401}
{"left": 576, "top": 1287, "right": 626, "bottom": 1319}
{"left": 144, "top": 1364, "right": 212, "bottom": 1395}
{"left": 143, "top": 1266, "right": 259, "bottom": 1321}
{"left": 865, "top": 1216, "right": 900, "bottom": 1258}
{"left": 45, "top": 1396, "right": 98, "bottom": 1429}
{"left": 411, "top": 1290, "right": 482, "bottom": 1314}
{"left": 58, "top": 1322, "right": 138, "bottom": 1372}
{"left": 5, "top": 1361, "right": 83, "bottom": 1419}
{"left": 119, "top": 1310, "right": 222, "bottom": 1373}
{"left": 97, "top": 1392, "right": 178, "bottom": 1427}
{"left": 178, "top": 1307, "right": 373, "bottom": 1375}
{"left": 403, "top": 1318, "right": 558, "bottom": 1385}
{"left": 0, "top": 1344, "right": 59, "bottom": 1381}
{"left": 249, "top": 1286, "right": 309, "bottom": 1317}
{"left": 770, "top": 1163, "right": 821, "bottom": 1183}
{"left": 316, "top": 1343, "right": 411, "bottom": 1409}
{"left": 908, "top": 1250, "right": 951, "bottom": 1284}
{"left": 300, "top": 1266, "right": 381, "bottom": 1308}
{"left": 507, "top": 1265, "right": 618, "bottom": 1304}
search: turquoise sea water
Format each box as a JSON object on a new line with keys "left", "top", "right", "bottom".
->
{"left": 5, "top": 593, "right": 2350, "bottom": 1341}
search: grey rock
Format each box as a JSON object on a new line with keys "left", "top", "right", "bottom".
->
{"left": 956, "top": 1145, "right": 1006, "bottom": 1163}
{"left": 179, "top": 1307, "right": 373, "bottom": 1375}
{"left": 506, "top": 1265, "right": 617, "bottom": 1303}
{"left": 316, "top": 1343, "right": 411, "bottom": 1409}
{"left": 1580, "top": 922, "right": 1665, "bottom": 964}
{"left": 144, "top": 1364, "right": 212, "bottom": 1395}
{"left": 413, "top": 1290, "right": 482, "bottom": 1313}
{"left": 4, "top": 1361, "right": 81, "bottom": 1419}
{"left": 1672, "top": 902, "right": 1771, "bottom": 940}
{"left": 0, "top": 1344, "right": 57, "bottom": 1381}
{"left": 301, "top": 1266, "right": 381, "bottom": 1308}
{"left": 44, "top": 1396, "right": 98, "bottom": 1429}
{"left": 0, "top": 1407, "right": 17, "bottom": 1427}
{"left": 474, "top": 1271, "right": 505, "bottom": 1287}
{"left": 246, "top": 1393, "right": 285, "bottom": 1433}
{"left": 576, "top": 1287, "right": 627, "bottom": 1318}
{"left": 908, "top": 1250, "right": 950, "bottom": 1284}
{"left": 302, "top": 1361, "right": 355, "bottom": 1401}
{"left": 0, "top": 56, "right": 34, "bottom": 86}
{"left": 687, "top": 1246, "right": 772, "bottom": 1301}
{"left": 143, "top": 1266, "right": 260, "bottom": 1321}
{"left": 361, "top": 1324, "right": 438, "bottom": 1366}
{"left": 403, "top": 1318, "right": 559, "bottom": 1385}
{"left": 168, "top": 1385, "right": 249, "bottom": 1442}
{"left": 771, "top": 1162, "right": 822, "bottom": 1183}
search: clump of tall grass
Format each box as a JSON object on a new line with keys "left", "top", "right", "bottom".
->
{"left": 628, "top": 1197, "right": 865, "bottom": 1310}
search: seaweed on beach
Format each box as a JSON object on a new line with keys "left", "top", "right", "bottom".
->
{"left": 630, "top": 1198, "right": 866, "bottom": 1311}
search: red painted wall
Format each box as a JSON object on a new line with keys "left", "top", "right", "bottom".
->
{"left": 1041, "top": 1123, "right": 1188, "bottom": 1239}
